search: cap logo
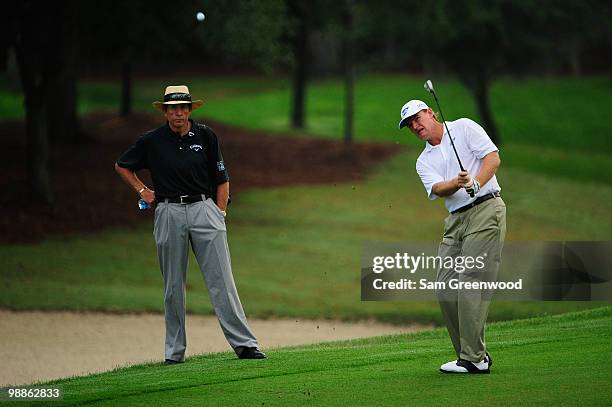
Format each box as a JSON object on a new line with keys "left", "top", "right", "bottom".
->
{"left": 401, "top": 108, "right": 409, "bottom": 117}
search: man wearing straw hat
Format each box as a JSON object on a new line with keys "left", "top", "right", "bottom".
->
{"left": 115, "top": 85, "right": 265, "bottom": 363}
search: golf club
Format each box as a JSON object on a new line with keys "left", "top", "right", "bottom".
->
{"left": 423, "top": 79, "right": 474, "bottom": 197}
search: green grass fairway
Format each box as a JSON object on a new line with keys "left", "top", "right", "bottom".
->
{"left": 2, "top": 151, "right": 609, "bottom": 324}
{"left": 22, "top": 306, "right": 612, "bottom": 406}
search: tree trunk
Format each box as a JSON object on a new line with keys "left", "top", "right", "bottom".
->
{"left": 288, "top": 0, "right": 309, "bottom": 129}
{"left": 15, "top": 3, "right": 54, "bottom": 204}
{"left": 342, "top": 0, "right": 355, "bottom": 144}
{"left": 120, "top": 60, "right": 132, "bottom": 116}
{"left": 566, "top": 38, "right": 582, "bottom": 77}
{"left": 25, "top": 86, "right": 53, "bottom": 203}
{"left": 45, "top": 2, "right": 79, "bottom": 143}
{"left": 0, "top": 30, "right": 9, "bottom": 72}
{"left": 460, "top": 72, "right": 501, "bottom": 146}
{"left": 46, "top": 60, "right": 78, "bottom": 142}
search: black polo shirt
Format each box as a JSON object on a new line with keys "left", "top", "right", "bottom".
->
{"left": 116, "top": 120, "right": 229, "bottom": 199}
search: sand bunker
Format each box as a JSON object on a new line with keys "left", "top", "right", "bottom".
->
{"left": 0, "top": 310, "right": 428, "bottom": 386}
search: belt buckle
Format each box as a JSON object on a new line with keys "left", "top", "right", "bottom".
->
{"left": 179, "top": 195, "right": 188, "bottom": 204}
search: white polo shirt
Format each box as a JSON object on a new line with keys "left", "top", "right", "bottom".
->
{"left": 416, "top": 118, "right": 501, "bottom": 213}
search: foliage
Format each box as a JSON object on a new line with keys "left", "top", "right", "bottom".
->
{"left": 78, "top": 0, "right": 200, "bottom": 62}
{"left": 195, "top": 0, "right": 293, "bottom": 72}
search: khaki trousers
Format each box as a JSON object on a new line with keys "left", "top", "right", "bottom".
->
{"left": 436, "top": 196, "right": 506, "bottom": 363}
{"left": 154, "top": 197, "right": 258, "bottom": 362}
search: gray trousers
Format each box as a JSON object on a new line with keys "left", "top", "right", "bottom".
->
{"left": 153, "top": 197, "right": 258, "bottom": 362}
{"left": 436, "top": 197, "right": 506, "bottom": 363}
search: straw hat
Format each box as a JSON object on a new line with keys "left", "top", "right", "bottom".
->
{"left": 152, "top": 85, "right": 204, "bottom": 111}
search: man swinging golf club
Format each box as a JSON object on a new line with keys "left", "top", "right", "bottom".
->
{"left": 399, "top": 80, "right": 506, "bottom": 374}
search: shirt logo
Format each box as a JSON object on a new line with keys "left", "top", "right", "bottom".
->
{"left": 189, "top": 144, "right": 203, "bottom": 152}
{"left": 217, "top": 161, "right": 225, "bottom": 171}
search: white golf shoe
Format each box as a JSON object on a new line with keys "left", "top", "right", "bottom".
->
{"left": 439, "top": 353, "right": 492, "bottom": 374}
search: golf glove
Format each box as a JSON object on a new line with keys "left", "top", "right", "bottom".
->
{"left": 464, "top": 179, "right": 481, "bottom": 196}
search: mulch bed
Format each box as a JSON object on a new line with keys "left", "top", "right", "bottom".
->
{"left": 0, "top": 113, "right": 403, "bottom": 244}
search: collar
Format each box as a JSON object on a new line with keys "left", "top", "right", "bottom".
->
{"left": 165, "top": 119, "right": 196, "bottom": 138}
{"left": 424, "top": 136, "right": 442, "bottom": 153}
{"left": 424, "top": 124, "right": 449, "bottom": 153}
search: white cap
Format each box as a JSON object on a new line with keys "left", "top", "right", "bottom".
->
{"left": 398, "top": 100, "right": 429, "bottom": 129}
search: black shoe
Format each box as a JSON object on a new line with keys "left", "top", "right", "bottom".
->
{"left": 164, "top": 359, "right": 184, "bottom": 365}
{"left": 440, "top": 358, "right": 490, "bottom": 374}
{"left": 456, "top": 358, "right": 490, "bottom": 374}
{"left": 485, "top": 351, "right": 493, "bottom": 367}
{"left": 235, "top": 346, "right": 266, "bottom": 359}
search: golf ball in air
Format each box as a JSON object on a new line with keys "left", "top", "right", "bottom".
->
{"left": 196, "top": 12, "right": 205, "bottom": 22}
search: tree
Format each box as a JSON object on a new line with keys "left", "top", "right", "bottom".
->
{"left": 411, "top": 0, "right": 511, "bottom": 144}
{"left": 7, "top": 0, "right": 206, "bottom": 203}
{"left": 12, "top": 1, "right": 60, "bottom": 203}
{"left": 45, "top": 1, "right": 79, "bottom": 142}
{"left": 305, "top": 0, "right": 363, "bottom": 143}
{"left": 338, "top": 0, "right": 375, "bottom": 144}
{"left": 287, "top": 0, "right": 311, "bottom": 129}
{"left": 341, "top": 1, "right": 355, "bottom": 144}
{"left": 195, "top": 0, "right": 296, "bottom": 125}
{"left": 79, "top": 0, "right": 202, "bottom": 117}
{"left": 533, "top": 0, "right": 609, "bottom": 76}
{"left": 387, "top": 0, "right": 612, "bottom": 145}
{"left": 197, "top": 0, "right": 291, "bottom": 72}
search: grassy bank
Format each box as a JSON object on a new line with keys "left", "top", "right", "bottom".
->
{"left": 2, "top": 151, "right": 609, "bottom": 324}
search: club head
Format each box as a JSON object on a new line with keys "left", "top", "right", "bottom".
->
{"left": 423, "top": 79, "right": 434, "bottom": 93}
